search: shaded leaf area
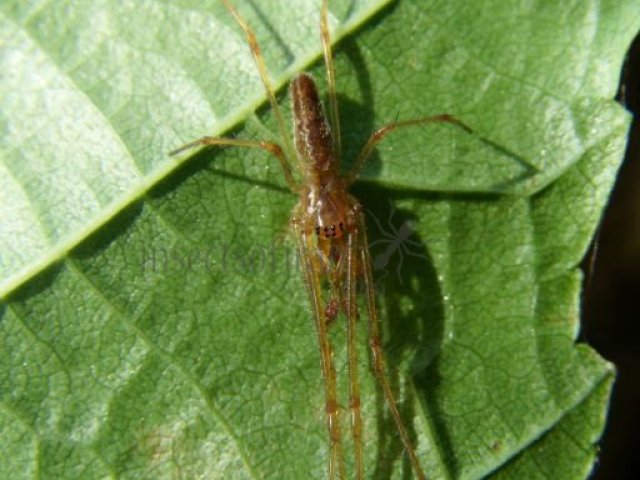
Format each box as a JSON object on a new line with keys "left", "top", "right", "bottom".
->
{"left": 1, "top": 0, "right": 638, "bottom": 479}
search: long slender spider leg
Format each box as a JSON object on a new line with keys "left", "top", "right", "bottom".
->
{"left": 170, "top": 137, "right": 300, "bottom": 193}
{"left": 320, "top": 0, "right": 341, "bottom": 157}
{"left": 221, "top": 0, "right": 295, "bottom": 159}
{"left": 346, "top": 231, "right": 364, "bottom": 479}
{"left": 296, "top": 225, "right": 346, "bottom": 480}
{"left": 358, "top": 214, "right": 427, "bottom": 480}
{"left": 346, "top": 114, "right": 471, "bottom": 186}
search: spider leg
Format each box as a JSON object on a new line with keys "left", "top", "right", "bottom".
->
{"left": 346, "top": 231, "right": 364, "bottom": 479}
{"left": 358, "top": 213, "right": 426, "bottom": 480}
{"left": 296, "top": 224, "right": 346, "bottom": 480}
{"left": 170, "top": 137, "right": 300, "bottom": 193}
{"left": 346, "top": 114, "right": 471, "bottom": 186}
{"left": 321, "top": 0, "right": 341, "bottom": 157}
{"left": 221, "top": 0, "right": 295, "bottom": 158}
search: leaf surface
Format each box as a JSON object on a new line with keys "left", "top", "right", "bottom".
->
{"left": 1, "top": 0, "right": 637, "bottom": 478}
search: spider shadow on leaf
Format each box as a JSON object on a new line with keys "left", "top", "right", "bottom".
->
{"left": 354, "top": 183, "right": 453, "bottom": 479}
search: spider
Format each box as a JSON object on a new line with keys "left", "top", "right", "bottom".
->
{"left": 171, "top": 1, "right": 469, "bottom": 477}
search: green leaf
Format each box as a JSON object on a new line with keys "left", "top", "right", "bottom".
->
{"left": 0, "top": 0, "right": 636, "bottom": 479}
